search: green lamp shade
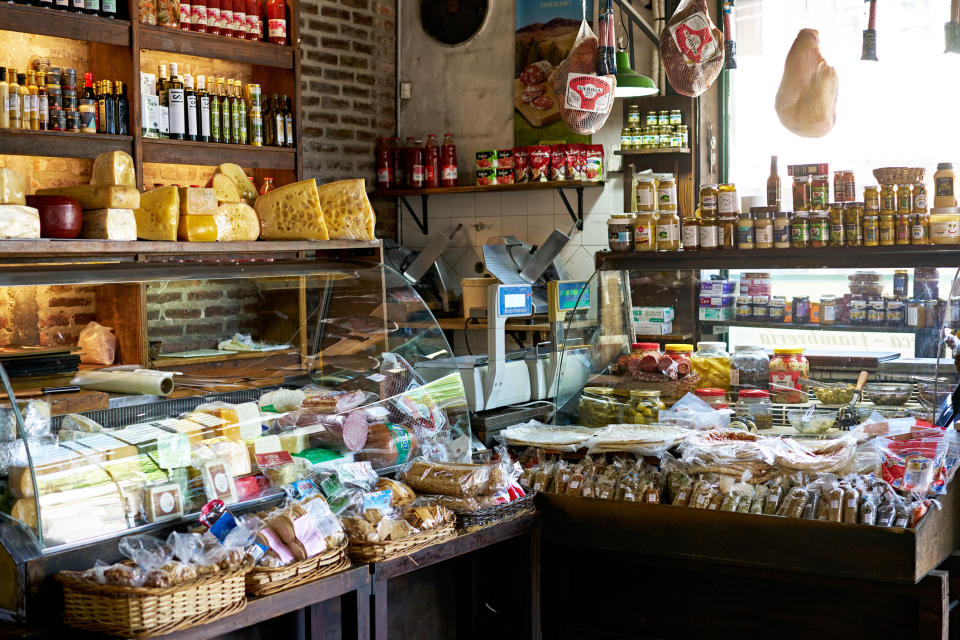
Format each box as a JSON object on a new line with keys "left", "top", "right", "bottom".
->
{"left": 615, "top": 51, "right": 658, "bottom": 97}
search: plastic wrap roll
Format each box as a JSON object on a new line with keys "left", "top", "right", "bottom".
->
{"left": 72, "top": 369, "right": 174, "bottom": 396}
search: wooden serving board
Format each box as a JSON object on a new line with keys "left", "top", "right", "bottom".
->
{"left": 514, "top": 78, "right": 561, "bottom": 127}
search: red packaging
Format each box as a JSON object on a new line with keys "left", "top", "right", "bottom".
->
{"left": 549, "top": 145, "right": 565, "bottom": 181}
{"left": 529, "top": 145, "right": 550, "bottom": 182}
{"left": 476, "top": 169, "right": 496, "bottom": 186}
{"left": 514, "top": 147, "right": 530, "bottom": 183}
{"left": 496, "top": 168, "right": 515, "bottom": 185}
{"left": 563, "top": 145, "right": 578, "bottom": 181}
{"left": 586, "top": 144, "right": 604, "bottom": 181}
{"left": 496, "top": 149, "right": 514, "bottom": 169}
{"left": 577, "top": 144, "right": 588, "bottom": 180}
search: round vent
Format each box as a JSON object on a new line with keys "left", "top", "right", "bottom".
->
{"left": 420, "top": 0, "right": 489, "bottom": 46}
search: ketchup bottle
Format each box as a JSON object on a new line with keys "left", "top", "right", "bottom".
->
{"left": 441, "top": 132, "right": 458, "bottom": 187}
{"left": 206, "top": 0, "right": 220, "bottom": 34}
{"left": 390, "top": 136, "right": 405, "bottom": 189}
{"left": 245, "top": 0, "right": 258, "bottom": 39}
{"left": 192, "top": 0, "right": 207, "bottom": 32}
{"left": 424, "top": 134, "right": 440, "bottom": 188}
{"left": 376, "top": 137, "right": 394, "bottom": 190}
{"left": 220, "top": 0, "right": 233, "bottom": 36}
{"left": 409, "top": 139, "right": 425, "bottom": 189}
{"left": 233, "top": 0, "right": 246, "bottom": 38}
{"left": 179, "top": 0, "right": 192, "bottom": 29}
{"left": 266, "top": 0, "right": 287, "bottom": 44}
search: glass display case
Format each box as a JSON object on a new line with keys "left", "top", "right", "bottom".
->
{"left": 0, "top": 257, "right": 468, "bottom": 618}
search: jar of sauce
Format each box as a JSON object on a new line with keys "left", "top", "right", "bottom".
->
{"left": 828, "top": 204, "right": 845, "bottom": 246}
{"left": 863, "top": 186, "right": 880, "bottom": 211}
{"left": 636, "top": 177, "right": 656, "bottom": 212}
{"left": 657, "top": 212, "right": 681, "bottom": 251}
{"left": 774, "top": 211, "right": 791, "bottom": 248}
{"left": 682, "top": 217, "right": 700, "bottom": 251}
{"left": 895, "top": 213, "right": 911, "bottom": 245}
{"left": 753, "top": 207, "right": 774, "bottom": 249}
{"left": 879, "top": 212, "right": 896, "bottom": 245}
{"left": 634, "top": 212, "right": 657, "bottom": 251}
{"left": 792, "top": 176, "right": 811, "bottom": 211}
{"left": 737, "top": 210, "right": 755, "bottom": 249}
{"left": 770, "top": 296, "right": 786, "bottom": 322}
{"left": 718, "top": 183, "right": 738, "bottom": 217}
{"left": 699, "top": 216, "right": 719, "bottom": 251}
{"left": 935, "top": 163, "right": 956, "bottom": 208}
{"left": 913, "top": 212, "right": 931, "bottom": 244}
{"left": 844, "top": 203, "right": 864, "bottom": 246}
{"left": 821, "top": 295, "right": 838, "bottom": 325}
{"left": 913, "top": 183, "right": 927, "bottom": 213}
{"left": 719, "top": 217, "right": 737, "bottom": 249}
{"left": 810, "top": 210, "right": 829, "bottom": 247}
{"left": 791, "top": 211, "right": 810, "bottom": 248}
{"left": 700, "top": 184, "right": 719, "bottom": 217}
{"left": 658, "top": 179, "right": 677, "bottom": 211}
{"left": 607, "top": 214, "right": 634, "bottom": 251}
{"left": 863, "top": 213, "right": 880, "bottom": 246}
{"left": 769, "top": 348, "right": 809, "bottom": 404}
{"left": 792, "top": 296, "right": 810, "bottom": 323}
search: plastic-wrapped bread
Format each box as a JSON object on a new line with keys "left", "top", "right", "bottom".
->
{"left": 400, "top": 459, "right": 510, "bottom": 498}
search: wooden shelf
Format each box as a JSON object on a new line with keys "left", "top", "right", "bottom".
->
{"left": 0, "top": 128, "right": 134, "bottom": 159}
{"left": 141, "top": 138, "right": 296, "bottom": 170}
{"left": 0, "top": 3, "right": 130, "bottom": 45}
{"left": 138, "top": 24, "right": 295, "bottom": 68}
{"left": 0, "top": 239, "right": 380, "bottom": 258}
{"left": 615, "top": 148, "right": 690, "bottom": 156}
{"left": 374, "top": 180, "right": 604, "bottom": 198}
{"left": 707, "top": 319, "right": 925, "bottom": 334}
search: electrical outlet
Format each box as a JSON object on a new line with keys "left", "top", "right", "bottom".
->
{"left": 400, "top": 82, "right": 412, "bottom": 100}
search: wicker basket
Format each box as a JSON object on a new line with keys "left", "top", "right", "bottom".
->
{"left": 245, "top": 539, "right": 350, "bottom": 597}
{"left": 57, "top": 565, "right": 249, "bottom": 639}
{"left": 454, "top": 492, "right": 537, "bottom": 532}
{"left": 347, "top": 514, "right": 457, "bottom": 563}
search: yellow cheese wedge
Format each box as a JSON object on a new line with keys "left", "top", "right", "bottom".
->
{"left": 134, "top": 186, "right": 179, "bottom": 241}
{"left": 177, "top": 214, "right": 217, "bottom": 241}
{"left": 254, "top": 179, "right": 329, "bottom": 240}
{"left": 217, "top": 163, "right": 259, "bottom": 201}
{"left": 211, "top": 172, "right": 241, "bottom": 204}
{"left": 315, "top": 178, "right": 376, "bottom": 240}
{"left": 214, "top": 202, "right": 260, "bottom": 241}
{"left": 90, "top": 151, "right": 136, "bottom": 187}
{"left": 194, "top": 404, "right": 241, "bottom": 439}
{"left": 36, "top": 184, "right": 140, "bottom": 210}
{"left": 0, "top": 205, "right": 40, "bottom": 238}
{"left": 81, "top": 208, "right": 137, "bottom": 240}
{"left": 178, "top": 187, "right": 217, "bottom": 215}
{"left": 0, "top": 167, "right": 27, "bottom": 205}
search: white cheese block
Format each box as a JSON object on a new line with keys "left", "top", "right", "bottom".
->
{"left": 236, "top": 402, "right": 263, "bottom": 440}
{"left": 0, "top": 168, "right": 27, "bottom": 205}
{"left": 0, "top": 205, "right": 41, "bottom": 239}
{"left": 214, "top": 202, "right": 260, "bottom": 241}
{"left": 81, "top": 209, "right": 137, "bottom": 240}
{"left": 90, "top": 151, "right": 136, "bottom": 187}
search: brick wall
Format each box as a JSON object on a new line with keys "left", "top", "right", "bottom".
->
{"left": 147, "top": 281, "right": 260, "bottom": 354}
{"left": 0, "top": 285, "right": 97, "bottom": 347}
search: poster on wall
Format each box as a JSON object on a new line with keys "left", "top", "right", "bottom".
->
{"left": 515, "top": 0, "right": 593, "bottom": 147}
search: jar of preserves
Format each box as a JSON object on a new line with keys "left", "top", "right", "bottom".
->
{"left": 645, "top": 110, "right": 658, "bottom": 128}
{"left": 828, "top": 204, "right": 845, "bottom": 246}
{"left": 669, "top": 109, "right": 682, "bottom": 126}
{"left": 658, "top": 178, "right": 677, "bottom": 211}
{"left": 863, "top": 213, "right": 880, "bottom": 246}
{"left": 718, "top": 183, "right": 739, "bottom": 216}
{"left": 893, "top": 269, "right": 909, "bottom": 297}
{"left": 656, "top": 211, "right": 681, "bottom": 251}
{"left": 691, "top": 341, "right": 731, "bottom": 390}
{"left": 694, "top": 387, "right": 728, "bottom": 410}
{"left": 885, "top": 298, "right": 905, "bottom": 327}
{"left": 736, "top": 210, "right": 755, "bottom": 249}
{"left": 700, "top": 184, "right": 719, "bottom": 217}
{"left": 864, "top": 186, "right": 880, "bottom": 211}
{"left": 699, "top": 216, "right": 719, "bottom": 251}
{"left": 868, "top": 299, "right": 886, "bottom": 325}
{"left": 792, "top": 296, "right": 810, "bottom": 324}
{"left": 895, "top": 213, "right": 911, "bottom": 245}
{"left": 844, "top": 203, "right": 864, "bottom": 246}
{"left": 769, "top": 348, "right": 809, "bottom": 404}
{"left": 896, "top": 184, "right": 912, "bottom": 214}
{"left": 577, "top": 387, "right": 624, "bottom": 428}
{"left": 625, "top": 390, "right": 665, "bottom": 424}
{"left": 607, "top": 214, "right": 634, "bottom": 251}
{"left": 880, "top": 184, "right": 896, "bottom": 211}
{"left": 791, "top": 211, "right": 810, "bottom": 248}
{"left": 681, "top": 217, "right": 700, "bottom": 251}
{"left": 849, "top": 299, "right": 867, "bottom": 324}
{"left": 664, "top": 344, "right": 693, "bottom": 366}
{"left": 719, "top": 217, "right": 737, "bottom": 249}
{"left": 792, "top": 176, "right": 811, "bottom": 211}
{"left": 774, "top": 211, "right": 791, "bottom": 248}
{"left": 770, "top": 296, "right": 786, "bottom": 321}
{"left": 736, "top": 389, "right": 773, "bottom": 429}
{"left": 731, "top": 344, "right": 770, "bottom": 396}
{"left": 631, "top": 342, "right": 662, "bottom": 359}
{"left": 636, "top": 177, "right": 656, "bottom": 212}
{"left": 810, "top": 210, "right": 829, "bottom": 247}
{"left": 879, "top": 212, "right": 896, "bottom": 246}
{"left": 627, "top": 105, "right": 641, "bottom": 127}
{"left": 811, "top": 174, "right": 829, "bottom": 208}
{"left": 736, "top": 296, "right": 753, "bottom": 320}
{"left": 754, "top": 207, "right": 774, "bottom": 249}
{"left": 634, "top": 212, "right": 657, "bottom": 251}
{"left": 752, "top": 295, "right": 770, "bottom": 319}
{"left": 912, "top": 212, "right": 930, "bottom": 244}
{"left": 821, "top": 295, "right": 838, "bottom": 325}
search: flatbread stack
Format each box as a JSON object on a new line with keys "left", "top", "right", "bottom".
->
{"left": 500, "top": 423, "right": 594, "bottom": 452}
{"left": 586, "top": 424, "right": 689, "bottom": 456}
{"left": 316, "top": 178, "right": 376, "bottom": 240}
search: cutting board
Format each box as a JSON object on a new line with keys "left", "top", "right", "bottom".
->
{"left": 514, "top": 78, "right": 561, "bottom": 127}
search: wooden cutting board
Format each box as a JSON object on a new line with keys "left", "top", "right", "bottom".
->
{"left": 514, "top": 78, "right": 561, "bottom": 127}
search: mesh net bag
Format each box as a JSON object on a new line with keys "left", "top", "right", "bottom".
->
{"left": 659, "top": 0, "right": 724, "bottom": 97}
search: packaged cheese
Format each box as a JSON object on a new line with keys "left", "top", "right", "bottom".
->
{"left": 145, "top": 482, "right": 184, "bottom": 522}
{"left": 90, "top": 151, "right": 136, "bottom": 187}
{"left": 134, "top": 186, "right": 179, "bottom": 241}
{"left": 178, "top": 187, "right": 217, "bottom": 215}
{"left": 214, "top": 202, "right": 260, "bottom": 241}
{"left": 0, "top": 205, "right": 41, "bottom": 238}
{"left": 236, "top": 402, "right": 263, "bottom": 440}
{"left": 194, "top": 403, "right": 241, "bottom": 440}
{"left": 255, "top": 179, "right": 329, "bottom": 240}
{"left": 217, "top": 163, "right": 259, "bottom": 201}
{"left": 0, "top": 168, "right": 27, "bottom": 205}
{"left": 195, "top": 436, "right": 252, "bottom": 476}
{"left": 81, "top": 208, "right": 137, "bottom": 240}
{"left": 36, "top": 184, "right": 140, "bottom": 210}
{"left": 202, "top": 459, "right": 238, "bottom": 504}
{"left": 315, "top": 178, "right": 376, "bottom": 240}
{"left": 278, "top": 428, "right": 310, "bottom": 455}
{"left": 176, "top": 214, "right": 217, "bottom": 241}
{"left": 211, "top": 172, "right": 242, "bottom": 204}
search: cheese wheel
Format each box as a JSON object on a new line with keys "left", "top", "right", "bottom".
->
{"left": 90, "top": 151, "right": 136, "bottom": 187}
{"left": 214, "top": 202, "right": 260, "bottom": 241}
{"left": 211, "top": 172, "right": 241, "bottom": 204}
{"left": 36, "top": 185, "right": 140, "bottom": 210}
{"left": 81, "top": 208, "right": 137, "bottom": 240}
{"left": 254, "top": 179, "right": 329, "bottom": 240}
{"left": 134, "top": 186, "right": 179, "bottom": 241}
{"left": 0, "top": 168, "right": 27, "bottom": 205}
{"left": 315, "top": 178, "right": 376, "bottom": 240}
{"left": 0, "top": 205, "right": 40, "bottom": 238}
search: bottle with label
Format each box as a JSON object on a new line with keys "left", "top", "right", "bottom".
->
{"left": 229, "top": 80, "right": 241, "bottom": 144}
{"left": 392, "top": 136, "right": 406, "bottom": 187}
{"left": 220, "top": 0, "right": 233, "bottom": 36}
{"left": 283, "top": 95, "right": 293, "bottom": 147}
{"left": 166, "top": 63, "right": 185, "bottom": 140}
{"left": 179, "top": 0, "right": 191, "bottom": 29}
{"left": 196, "top": 75, "right": 210, "bottom": 142}
{"left": 440, "top": 132, "right": 458, "bottom": 187}
{"left": 245, "top": 0, "right": 259, "bottom": 39}
{"left": 424, "top": 134, "right": 440, "bottom": 188}
{"left": 83, "top": 0, "right": 98, "bottom": 16}
{"left": 259, "top": 177, "right": 274, "bottom": 195}
{"left": 767, "top": 155, "right": 781, "bottom": 209}
{"left": 156, "top": 65, "right": 169, "bottom": 139}
{"left": 8, "top": 70, "right": 21, "bottom": 128}
{"left": 104, "top": 80, "right": 116, "bottom": 134}
{"left": 192, "top": 0, "right": 207, "bottom": 31}
{"left": 407, "top": 137, "right": 423, "bottom": 188}
{"left": 208, "top": 77, "right": 221, "bottom": 142}
{"left": 25, "top": 71, "right": 39, "bottom": 130}
{"left": 115, "top": 80, "right": 128, "bottom": 135}
{"left": 267, "top": 0, "right": 286, "bottom": 44}
{"left": 262, "top": 93, "right": 274, "bottom": 145}
{"left": 100, "top": 0, "right": 116, "bottom": 18}
{"left": 233, "top": 0, "right": 246, "bottom": 37}
{"left": 271, "top": 94, "right": 285, "bottom": 147}
{"left": 218, "top": 77, "right": 231, "bottom": 143}
{"left": 96, "top": 80, "right": 107, "bottom": 133}
{"left": 70, "top": 0, "right": 84, "bottom": 15}
{"left": 36, "top": 72, "right": 48, "bottom": 130}
{"left": 0, "top": 69, "right": 9, "bottom": 129}
{"left": 934, "top": 163, "right": 957, "bottom": 208}
{"left": 206, "top": 0, "right": 220, "bottom": 34}
{"left": 376, "top": 137, "right": 393, "bottom": 189}
{"left": 183, "top": 74, "right": 197, "bottom": 141}
{"left": 248, "top": 87, "right": 263, "bottom": 145}
{"left": 78, "top": 72, "right": 96, "bottom": 133}
{"left": 237, "top": 81, "right": 247, "bottom": 144}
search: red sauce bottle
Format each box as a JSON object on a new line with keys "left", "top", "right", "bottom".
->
{"left": 245, "top": 0, "right": 259, "bottom": 39}
{"left": 179, "top": 0, "right": 192, "bottom": 29}
{"left": 206, "top": 0, "right": 220, "bottom": 35}
{"left": 390, "top": 136, "right": 405, "bottom": 188}
{"left": 424, "top": 134, "right": 440, "bottom": 188}
{"left": 266, "top": 0, "right": 286, "bottom": 44}
{"left": 220, "top": 0, "right": 233, "bottom": 36}
{"left": 376, "top": 137, "right": 394, "bottom": 190}
{"left": 441, "top": 132, "right": 458, "bottom": 187}
{"left": 409, "top": 139, "right": 425, "bottom": 189}
{"left": 192, "top": 0, "right": 207, "bottom": 32}
{"left": 233, "top": 0, "right": 246, "bottom": 38}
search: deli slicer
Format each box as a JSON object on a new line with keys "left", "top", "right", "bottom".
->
{"left": 383, "top": 224, "right": 462, "bottom": 313}
{"left": 481, "top": 228, "right": 573, "bottom": 315}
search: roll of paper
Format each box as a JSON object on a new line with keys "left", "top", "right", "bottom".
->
{"left": 72, "top": 369, "right": 174, "bottom": 396}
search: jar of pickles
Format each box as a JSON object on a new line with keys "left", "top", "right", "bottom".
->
{"left": 863, "top": 213, "right": 880, "bottom": 246}
{"left": 694, "top": 388, "right": 728, "bottom": 410}
{"left": 793, "top": 176, "right": 811, "bottom": 211}
{"left": 879, "top": 212, "right": 896, "bottom": 245}
{"left": 731, "top": 344, "right": 769, "bottom": 396}
{"left": 810, "top": 210, "right": 829, "bottom": 247}
{"left": 719, "top": 217, "right": 737, "bottom": 249}
{"left": 791, "top": 211, "right": 810, "bottom": 248}
{"left": 577, "top": 387, "right": 625, "bottom": 428}
{"left": 829, "top": 204, "right": 845, "bottom": 246}
{"left": 627, "top": 105, "right": 641, "bottom": 127}
{"left": 864, "top": 185, "right": 880, "bottom": 211}
{"left": 691, "top": 341, "right": 731, "bottom": 390}
{"left": 769, "top": 348, "right": 809, "bottom": 404}
{"left": 844, "top": 203, "right": 864, "bottom": 246}
{"left": 736, "top": 390, "right": 773, "bottom": 430}
{"left": 626, "top": 390, "right": 665, "bottom": 424}
{"left": 880, "top": 184, "right": 896, "bottom": 211}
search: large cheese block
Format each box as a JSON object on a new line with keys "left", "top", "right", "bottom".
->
{"left": 90, "top": 151, "right": 136, "bottom": 187}
{"left": 134, "top": 186, "right": 179, "bottom": 241}
{"left": 81, "top": 208, "right": 137, "bottom": 240}
{"left": 195, "top": 436, "right": 252, "bottom": 476}
{"left": 0, "top": 168, "right": 27, "bottom": 205}
{"left": 177, "top": 214, "right": 217, "bottom": 241}
{"left": 0, "top": 205, "right": 41, "bottom": 239}
{"left": 217, "top": 163, "right": 259, "bottom": 201}
{"left": 236, "top": 402, "right": 263, "bottom": 439}
{"left": 211, "top": 172, "right": 241, "bottom": 204}
{"left": 178, "top": 187, "right": 217, "bottom": 215}
{"left": 214, "top": 202, "right": 260, "bottom": 241}
{"left": 255, "top": 179, "right": 329, "bottom": 240}
{"left": 316, "top": 178, "right": 376, "bottom": 240}
{"left": 36, "top": 184, "right": 140, "bottom": 210}
{"left": 194, "top": 404, "right": 241, "bottom": 440}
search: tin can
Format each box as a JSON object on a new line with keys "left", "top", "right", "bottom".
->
{"left": 249, "top": 112, "right": 263, "bottom": 146}
{"left": 65, "top": 108, "right": 80, "bottom": 132}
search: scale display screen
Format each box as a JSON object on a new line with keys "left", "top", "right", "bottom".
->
{"left": 556, "top": 281, "right": 590, "bottom": 311}
{"left": 497, "top": 285, "right": 533, "bottom": 317}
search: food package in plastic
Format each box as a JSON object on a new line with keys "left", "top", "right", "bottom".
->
{"left": 77, "top": 321, "right": 117, "bottom": 365}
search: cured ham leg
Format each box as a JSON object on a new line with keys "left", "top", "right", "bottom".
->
{"left": 775, "top": 29, "right": 839, "bottom": 138}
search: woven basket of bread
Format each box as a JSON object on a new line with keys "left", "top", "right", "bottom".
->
{"left": 245, "top": 538, "right": 350, "bottom": 597}
{"left": 347, "top": 511, "right": 457, "bottom": 564}
{"left": 454, "top": 491, "right": 537, "bottom": 532}
{"left": 57, "top": 563, "right": 249, "bottom": 638}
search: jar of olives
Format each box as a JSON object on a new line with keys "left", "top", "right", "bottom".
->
{"left": 735, "top": 389, "right": 773, "bottom": 430}
{"left": 577, "top": 387, "right": 625, "bottom": 428}
{"left": 626, "top": 390, "right": 665, "bottom": 424}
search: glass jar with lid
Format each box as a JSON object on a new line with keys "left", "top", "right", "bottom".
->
{"left": 658, "top": 127, "right": 672, "bottom": 148}
{"left": 631, "top": 127, "right": 643, "bottom": 149}
{"left": 844, "top": 203, "right": 864, "bottom": 246}
{"left": 636, "top": 177, "right": 656, "bottom": 212}
{"left": 879, "top": 212, "right": 896, "bottom": 245}
{"left": 634, "top": 212, "right": 658, "bottom": 251}
{"left": 658, "top": 109, "right": 669, "bottom": 126}
{"left": 658, "top": 178, "right": 678, "bottom": 211}
{"left": 677, "top": 124, "right": 689, "bottom": 147}
{"left": 896, "top": 213, "right": 912, "bottom": 245}
{"left": 731, "top": 344, "right": 770, "bottom": 397}
{"left": 736, "top": 296, "right": 753, "bottom": 320}
{"left": 631, "top": 342, "right": 662, "bottom": 360}
{"left": 849, "top": 299, "right": 867, "bottom": 325}
{"left": 700, "top": 184, "right": 719, "bottom": 217}
{"left": 754, "top": 207, "right": 774, "bottom": 249}
{"left": 656, "top": 211, "right": 681, "bottom": 251}
{"left": 642, "top": 127, "right": 657, "bottom": 149}
{"left": 620, "top": 128, "right": 634, "bottom": 150}
{"left": 607, "top": 214, "right": 635, "bottom": 251}
{"left": 699, "top": 216, "right": 719, "bottom": 251}
{"left": 885, "top": 297, "right": 905, "bottom": 327}
{"left": 627, "top": 104, "right": 641, "bottom": 127}
{"left": 773, "top": 210, "right": 791, "bottom": 248}
{"left": 664, "top": 344, "right": 693, "bottom": 366}
{"left": 645, "top": 110, "right": 658, "bottom": 128}
{"left": 821, "top": 295, "right": 838, "bottom": 325}
{"left": 691, "top": 341, "right": 732, "bottom": 390}
{"left": 867, "top": 299, "right": 886, "bottom": 325}
{"left": 791, "top": 211, "right": 810, "bottom": 248}
{"left": 793, "top": 176, "right": 811, "bottom": 211}
{"left": 810, "top": 210, "right": 829, "bottom": 247}
{"left": 863, "top": 212, "right": 880, "bottom": 246}
{"left": 577, "top": 387, "right": 625, "bottom": 428}
{"left": 828, "top": 204, "right": 845, "bottom": 246}
{"left": 864, "top": 185, "right": 880, "bottom": 211}
{"left": 769, "top": 296, "right": 787, "bottom": 321}
{"left": 669, "top": 109, "right": 682, "bottom": 126}
{"left": 694, "top": 387, "right": 729, "bottom": 410}
{"left": 769, "top": 348, "right": 809, "bottom": 404}
{"left": 792, "top": 296, "right": 810, "bottom": 323}
{"left": 719, "top": 217, "right": 737, "bottom": 249}
{"left": 752, "top": 296, "right": 770, "bottom": 319}
{"left": 718, "top": 183, "right": 739, "bottom": 217}
{"left": 737, "top": 210, "right": 755, "bottom": 249}
{"left": 625, "top": 390, "right": 665, "bottom": 424}
{"left": 906, "top": 299, "right": 925, "bottom": 327}
{"left": 681, "top": 217, "right": 700, "bottom": 251}
{"left": 736, "top": 390, "right": 773, "bottom": 430}
{"left": 880, "top": 184, "right": 896, "bottom": 211}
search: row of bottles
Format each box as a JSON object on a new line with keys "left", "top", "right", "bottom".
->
{"left": 139, "top": 0, "right": 288, "bottom": 45}
{"left": 1, "top": 67, "right": 128, "bottom": 134}
{"left": 7, "top": 0, "right": 122, "bottom": 19}
{"left": 145, "top": 63, "right": 293, "bottom": 146}
{"left": 376, "top": 134, "right": 459, "bottom": 190}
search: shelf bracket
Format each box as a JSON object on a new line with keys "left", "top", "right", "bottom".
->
{"left": 556, "top": 186, "right": 585, "bottom": 231}
{"left": 399, "top": 194, "right": 428, "bottom": 235}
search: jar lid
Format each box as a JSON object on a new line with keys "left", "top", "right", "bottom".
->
{"left": 584, "top": 386, "right": 615, "bottom": 396}
{"left": 664, "top": 344, "right": 693, "bottom": 352}
{"left": 738, "top": 389, "right": 770, "bottom": 398}
{"left": 630, "top": 390, "right": 661, "bottom": 397}
{"left": 696, "top": 341, "right": 727, "bottom": 350}
{"left": 694, "top": 388, "right": 726, "bottom": 397}
{"left": 937, "top": 162, "right": 954, "bottom": 170}
{"left": 737, "top": 296, "right": 753, "bottom": 303}
{"left": 773, "top": 347, "right": 804, "bottom": 354}
{"left": 734, "top": 344, "right": 765, "bottom": 352}
{"left": 633, "top": 342, "right": 660, "bottom": 350}
{"left": 637, "top": 176, "right": 656, "bottom": 183}
{"left": 700, "top": 184, "right": 718, "bottom": 189}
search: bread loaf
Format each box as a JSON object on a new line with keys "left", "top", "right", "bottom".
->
{"left": 401, "top": 459, "right": 494, "bottom": 498}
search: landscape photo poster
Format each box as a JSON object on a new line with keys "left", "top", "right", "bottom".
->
{"left": 515, "top": 0, "right": 593, "bottom": 146}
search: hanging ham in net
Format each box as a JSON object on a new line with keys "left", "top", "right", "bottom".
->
{"left": 775, "top": 28, "right": 839, "bottom": 138}
{"left": 550, "top": 10, "right": 616, "bottom": 135}
{"left": 659, "top": 0, "right": 724, "bottom": 97}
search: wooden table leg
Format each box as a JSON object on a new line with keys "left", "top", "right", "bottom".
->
{"left": 307, "top": 602, "right": 324, "bottom": 639}
{"left": 371, "top": 579, "right": 388, "bottom": 640}
{"left": 454, "top": 553, "right": 480, "bottom": 640}
{"left": 339, "top": 587, "right": 370, "bottom": 640}
{"left": 917, "top": 570, "right": 949, "bottom": 639}
{"left": 529, "top": 524, "right": 542, "bottom": 640}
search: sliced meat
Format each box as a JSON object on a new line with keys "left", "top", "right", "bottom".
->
{"left": 531, "top": 94, "right": 554, "bottom": 110}
{"left": 521, "top": 85, "right": 545, "bottom": 104}
{"left": 775, "top": 28, "right": 839, "bottom": 138}
{"left": 660, "top": 0, "right": 724, "bottom": 97}
{"left": 519, "top": 60, "right": 552, "bottom": 85}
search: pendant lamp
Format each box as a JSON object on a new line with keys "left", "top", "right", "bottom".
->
{"left": 614, "top": 50, "right": 658, "bottom": 98}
